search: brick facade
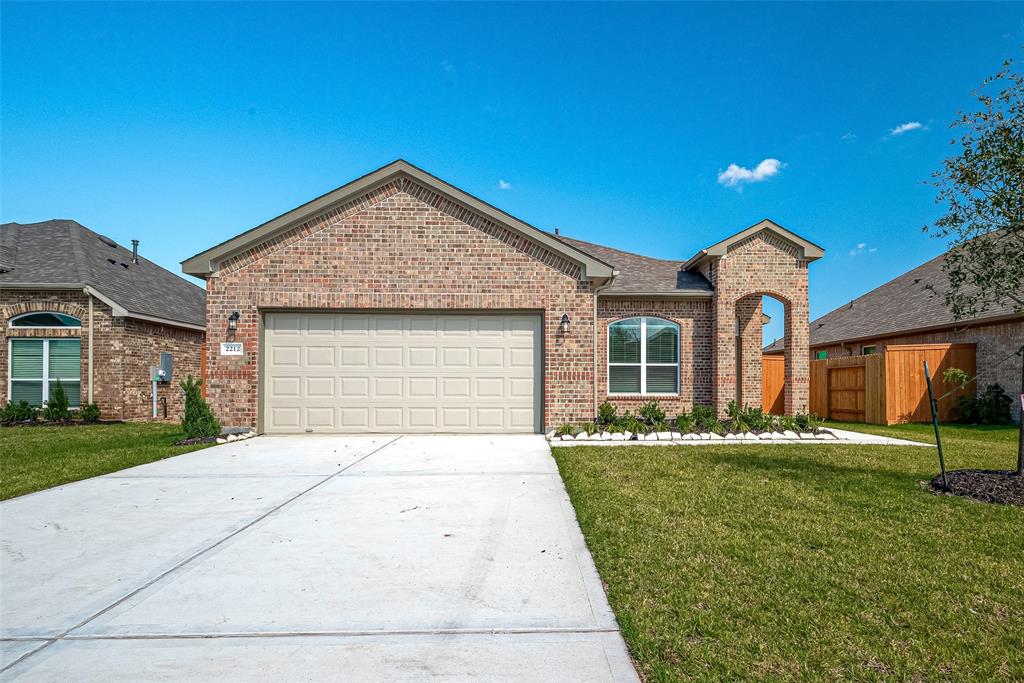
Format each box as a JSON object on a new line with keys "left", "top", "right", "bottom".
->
{"left": 203, "top": 178, "right": 814, "bottom": 430}
{"left": 700, "top": 231, "right": 811, "bottom": 416}
{"left": 204, "top": 178, "right": 596, "bottom": 430}
{"left": 0, "top": 289, "right": 203, "bottom": 420}
{"left": 812, "top": 318, "right": 1024, "bottom": 421}
{"left": 595, "top": 297, "right": 713, "bottom": 418}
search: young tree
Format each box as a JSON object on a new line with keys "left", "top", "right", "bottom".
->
{"left": 927, "top": 58, "right": 1024, "bottom": 474}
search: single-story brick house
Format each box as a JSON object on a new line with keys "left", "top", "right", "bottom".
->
{"left": 764, "top": 248, "right": 1024, "bottom": 421}
{"left": 183, "top": 160, "right": 823, "bottom": 434}
{"left": 1, "top": 220, "right": 206, "bottom": 420}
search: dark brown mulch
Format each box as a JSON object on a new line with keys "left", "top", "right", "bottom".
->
{"left": 173, "top": 435, "right": 220, "bottom": 446}
{"left": 1, "top": 419, "right": 124, "bottom": 428}
{"left": 930, "top": 469, "right": 1024, "bottom": 507}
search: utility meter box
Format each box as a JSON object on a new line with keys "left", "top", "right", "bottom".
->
{"left": 150, "top": 353, "right": 173, "bottom": 383}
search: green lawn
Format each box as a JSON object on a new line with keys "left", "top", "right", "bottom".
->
{"left": 0, "top": 423, "right": 215, "bottom": 500}
{"left": 553, "top": 423, "right": 1023, "bottom": 681}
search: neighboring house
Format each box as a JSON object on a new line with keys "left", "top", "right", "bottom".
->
{"left": 1, "top": 220, "right": 206, "bottom": 420}
{"left": 183, "top": 160, "right": 823, "bottom": 434}
{"left": 764, "top": 248, "right": 1024, "bottom": 420}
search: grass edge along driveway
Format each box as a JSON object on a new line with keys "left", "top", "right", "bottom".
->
{"left": 1, "top": 423, "right": 214, "bottom": 500}
{"left": 552, "top": 423, "right": 1023, "bottom": 682}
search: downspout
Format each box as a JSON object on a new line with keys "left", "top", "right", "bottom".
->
{"left": 88, "top": 294, "right": 94, "bottom": 404}
{"left": 592, "top": 271, "right": 619, "bottom": 419}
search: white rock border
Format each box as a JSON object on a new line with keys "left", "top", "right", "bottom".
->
{"left": 546, "top": 427, "right": 928, "bottom": 447}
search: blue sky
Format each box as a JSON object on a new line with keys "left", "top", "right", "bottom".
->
{"left": 2, "top": 2, "right": 1021, "bottom": 343}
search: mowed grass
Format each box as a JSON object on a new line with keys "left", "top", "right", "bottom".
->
{"left": 1, "top": 423, "right": 214, "bottom": 500}
{"left": 552, "top": 423, "right": 1023, "bottom": 681}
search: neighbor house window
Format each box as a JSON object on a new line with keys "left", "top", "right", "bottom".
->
{"left": 9, "top": 312, "right": 81, "bottom": 328}
{"left": 816, "top": 350, "right": 828, "bottom": 360}
{"left": 862, "top": 345, "right": 876, "bottom": 355}
{"left": 608, "top": 317, "right": 679, "bottom": 394}
{"left": 8, "top": 338, "right": 81, "bottom": 407}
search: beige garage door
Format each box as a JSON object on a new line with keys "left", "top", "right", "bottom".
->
{"left": 262, "top": 312, "right": 542, "bottom": 434}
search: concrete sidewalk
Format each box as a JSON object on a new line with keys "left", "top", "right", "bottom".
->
{"left": 1, "top": 435, "right": 637, "bottom": 682}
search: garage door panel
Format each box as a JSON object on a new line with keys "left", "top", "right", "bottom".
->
{"left": 263, "top": 313, "right": 540, "bottom": 434}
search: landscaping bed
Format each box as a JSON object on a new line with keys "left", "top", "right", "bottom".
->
{"left": 930, "top": 469, "right": 1024, "bottom": 507}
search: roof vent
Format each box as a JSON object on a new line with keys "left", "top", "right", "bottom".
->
{"left": 98, "top": 234, "right": 118, "bottom": 248}
{"left": 107, "top": 258, "right": 117, "bottom": 265}
{"left": 131, "top": 239, "right": 139, "bottom": 264}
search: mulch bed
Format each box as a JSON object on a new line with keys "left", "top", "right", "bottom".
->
{"left": 930, "top": 469, "right": 1024, "bottom": 507}
{"left": 1, "top": 419, "right": 124, "bottom": 428}
{"left": 173, "top": 435, "right": 221, "bottom": 446}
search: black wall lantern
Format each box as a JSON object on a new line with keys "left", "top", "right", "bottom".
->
{"left": 560, "top": 313, "right": 570, "bottom": 334}
{"left": 227, "top": 310, "right": 240, "bottom": 332}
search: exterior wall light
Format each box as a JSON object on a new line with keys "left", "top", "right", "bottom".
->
{"left": 560, "top": 313, "right": 570, "bottom": 334}
{"left": 227, "top": 310, "right": 240, "bottom": 332}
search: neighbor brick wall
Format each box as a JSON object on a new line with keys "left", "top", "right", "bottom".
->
{"left": 702, "top": 230, "right": 811, "bottom": 416}
{"left": 813, "top": 318, "right": 1024, "bottom": 421}
{"left": 595, "top": 297, "right": 713, "bottom": 419}
{"left": 204, "top": 177, "right": 597, "bottom": 431}
{"left": 1, "top": 288, "right": 203, "bottom": 420}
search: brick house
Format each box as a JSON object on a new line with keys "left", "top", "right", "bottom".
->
{"left": 1, "top": 220, "right": 205, "bottom": 420}
{"left": 183, "top": 160, "right": 823, "bottom": 434}
{"left": 764, "top": 249, "right": 1024, "bottom": 421}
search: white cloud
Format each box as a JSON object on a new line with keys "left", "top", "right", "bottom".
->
{"left": 850, "top": 243, "right": 878, "bottom": 257}
{"left": 717, "top": 158, "right": 785, "bottom": 188}
{"left": 498, "top": 179, "right": 511, "bottom": 190}
{"left": 888, "top": 121, "right": 924, "bottom": 136}
{"left": 841, "top": 132, "right": 857, "bottom": 142}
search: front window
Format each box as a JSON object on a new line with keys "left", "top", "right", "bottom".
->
{"left": 10, "top": 312, "right": 81, "bottom": 328}
{"left": 8, "top": 339, "right": 81, "bottom": 407}
{"left": 608, "top": 317, "right": 679, "bottom": 395}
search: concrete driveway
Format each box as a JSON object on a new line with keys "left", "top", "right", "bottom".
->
{"left": 0, "top": 435, "right": 637, "bottom": 681}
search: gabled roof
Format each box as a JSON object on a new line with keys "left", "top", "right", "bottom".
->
{"left": 182, "top": 160, "right": 615, "bottom": 281}
{"left": 683, "top": 219, "right": 824, "bottom": 270}
{"left": 558, "top": 236, "right": 712, "bottom": 296}
{"left": 763, "top": 247, "right": 1024, "bottom": 353}
{"left": 1, "top": 220, "right": 206, "bottom": 330}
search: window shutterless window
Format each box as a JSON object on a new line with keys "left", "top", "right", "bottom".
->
{"left": 608, "top": 317, "right": 679, "bottom": 395}
{"left": 8, "top": 338, "right": 81, "bottom": 407}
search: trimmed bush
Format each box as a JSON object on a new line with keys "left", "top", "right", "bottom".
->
{"left": 180, "top": 375, "right": 221, "bottom": 439}
{"left": 1, "top": 400, "right": 37, "bottom": 425}
{"left": 557, "top": 423, "right": 577, "bottom": 436}
{"left": 674, "top": 413, "right": 693, "bottom": 433}
{"left": 80, "top": 403, "right": 101, "bottom": 423}
{"left": 690, "top": 404, "right": 717, "bottom": 431}
{"left": 597, "top": 401, "right": 618, "bottom": 426}
{"left": 638, "top": 400, "right": 666, "bottom": 426}
{"left": 954, "top": 384, "right": 1013, "bottom": 425}
{"left": 43, "top": 381, "right": 70, "bottom": 422}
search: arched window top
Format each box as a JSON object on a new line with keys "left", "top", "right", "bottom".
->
{"left": 608, "top": 317, "right": 679, "bottom": 395}
{"left": 9, "top": 312, "right": 81, "bottom": 328}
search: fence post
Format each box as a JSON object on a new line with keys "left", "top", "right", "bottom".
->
{"left": 923, "top": 360, "right": 948, "bottom": 491}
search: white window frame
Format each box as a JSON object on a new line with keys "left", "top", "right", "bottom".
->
{"left": 8, "top": 311, "right": 82, "bottom": 329}
{"left": 7, "top": 338, "right": 81, "bottom": 407}
{"left": 607, "top": 316, "right": 680, "bottom": 396}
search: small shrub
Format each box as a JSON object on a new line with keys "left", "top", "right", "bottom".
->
{"left": 579, "top": 421, "right": 598, "bottom": 435}
{"left": 180, "top": 375, "right": 221, "bottom": 439}
{"left": 794, "top": 412, "right": 824, "bottom": 433}
{"left": 777, "top": 414, "right": 797, "bottom": 432}
{"left": 80, "top": 403, "right": 101, "bottom": 423}
{"left": 954, "top": 384, "right": 1013, "bottom": 425}
{"left": 606, "top": 423, "right": 624, "bottom": 434}
{"left": 43, "top": 381, "right": 70, "bottom": 421}
{"left": 638, "top": 400, "right": 666, "bottom": 425}
{"left": 706, "top": 419, "right": 726, "bottom": 435}
{"left": 1, "top": 400, "right": 37, "bottom": 425}
{"left": 597, "top": 401, "right": 618, "bottom": 426}
{"left": 726, "top": 400, "right": 742, "bottom": 420}
{"left": 942, "top": 367, "right": 971, "bottom": 389}
{"left": 690, "top": 404, "right": 717, "bottom": 431}
{"left": 616, "top": 411, "right": 646, "bottom": 435}
{"left": 556, "top": 423, "right": 577, "bottom": 436}
{"left": 674, "top": 413, "right": 693, "bottom": 433}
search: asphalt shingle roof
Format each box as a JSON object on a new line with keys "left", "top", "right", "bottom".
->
{"left": 1, "top": 220, "right": 206, "bottom": 328}
{"left": 558, "top": 236, "right": 712, "bottom": 294}
{"left": 764, "top": 248, "right": 1023, "bottom": 353}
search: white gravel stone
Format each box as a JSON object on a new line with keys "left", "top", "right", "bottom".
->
{"left": 545, "top": 430, "right": 556, "bottom": 439}
{"left": 670, "top": 432, "right": 682, "bottom": 440}
{"left": 611, "top": 433, "right": 626, "bottom": 441}
{"left": 707, "top": 433, "right": 724, "bottom": 441}
{"left": 724, "top": 433, "right": 738, "bottom": 440}
{"left": 783, "top": 430, "right": 799, "bottom": 439}
{"left": 600, "top": 432, "right": 613, "bottom": 441}
{"left": 575, "top": 432, "right": 590, "bottom": 440}
{"left": 758, "top": 432, "right": 775, "bottom": 440}
{"left": 655, "top": 432, "right": 671, "bottom": 441}
{"left": 683, "top": 433, "right": 699, "bottom": 441}
{"left": 560, "top": 434, "right": 575, "bottom": 441}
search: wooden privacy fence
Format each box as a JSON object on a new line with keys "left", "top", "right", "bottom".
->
{"left": 804, "top": 343, "right": 976, "bottom": 425}
{"left": 761, "top": 355, "right": 785, "bottom": 415}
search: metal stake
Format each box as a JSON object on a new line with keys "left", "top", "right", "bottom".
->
{"left": 924, "top": 360, "right": 949, "bottom": 491}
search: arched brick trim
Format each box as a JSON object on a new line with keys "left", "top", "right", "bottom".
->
{"left": 218, "top": 177, "right": 582, "bottom": 281}
{"left": 4, "top": 301, "right": 88, "bottom": 324}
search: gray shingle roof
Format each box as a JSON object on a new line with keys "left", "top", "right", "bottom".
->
{"left": 558, "top": 236, "right": 712, "bottom": 295}
{"left": 764, "top": 248, "right": 1023, "bottom": 353}
{"left": 1, "top": 220, "right": 205, "bottom": 328}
